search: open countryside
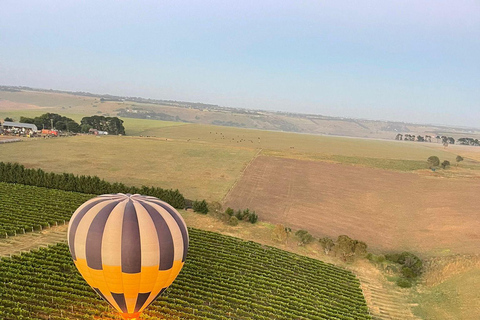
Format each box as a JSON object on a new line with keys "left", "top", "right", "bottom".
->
{"left": 2, "top": 89, "right": 480, "bottom": 319}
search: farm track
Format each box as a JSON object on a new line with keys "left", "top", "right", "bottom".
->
{"left": 0, "top": 224, "right": 67, "bottom": 258}
{"left": 221, "top": 148, "right": 263, "bottom": 203}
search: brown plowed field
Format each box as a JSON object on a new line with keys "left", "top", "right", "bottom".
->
{"left": 224, "top": 156, "right": 480, "bottom": 255}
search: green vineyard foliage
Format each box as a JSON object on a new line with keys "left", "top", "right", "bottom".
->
{"left": 0, "top": 229, "right": 371, "bottom": 319}
{"left": 0, "top": 182, "right": 93, "bottom": 237}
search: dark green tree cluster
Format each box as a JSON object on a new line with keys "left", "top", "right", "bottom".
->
{"left": 228, "top": 208, "right": 258, "bottom": 224}
{"left": 385, "top": 252, "right": 423, "bottom": 288}
{"left": 0, "top": 162, "right": 185, "bottom": 208}
{"left": 457, "top": 138, "right": 480, "bottom": 146}
{"left": 193, "top": 200, "right": 209, "bottom": 214}
{"left": 80, "top": 115, "right": 125, "bottom": 135}
{"left": 20, "top": 113, "right": 81, "bottom": 132}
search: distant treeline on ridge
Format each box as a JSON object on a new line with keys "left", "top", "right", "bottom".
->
{"left": 0, "top": 162, "right": 185, "bottom": 208}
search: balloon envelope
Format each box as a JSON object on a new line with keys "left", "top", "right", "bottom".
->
{"left": 67, "top": 193, "right": 188, "bottom": 319}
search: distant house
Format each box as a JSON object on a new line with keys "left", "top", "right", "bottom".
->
{"left": 1, "top": 121, "right": 38, "bottom": 136}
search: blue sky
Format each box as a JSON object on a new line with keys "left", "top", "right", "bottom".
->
{"left": 1, "top": 1, "right": 479, "bottom": 127}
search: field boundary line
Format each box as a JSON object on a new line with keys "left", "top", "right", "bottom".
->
{"left": 221, "top": 148, "right": 263, "bottom": 204}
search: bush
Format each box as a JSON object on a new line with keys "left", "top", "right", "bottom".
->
{"left": 427, "top": 156, "right": 440, "bottom": 167}
{"left": 248, "top": 211, "right": 258, "bottom": 223}
{"left": 193, "top": 200, "right": 209, "bottom": 214}
{"left": 295, "top": 230, "right": 314, "bottom": 245}
{"left": 235, "top": 209, "right": 243, "bottom": 220}
{"left": 319, "top": 237, "right": 335, "bottom": 254}
{"left": 396, "top": 278, "right": 412, "bottom": 288}
{"left": 225, "top": 207, "right": 234, "bottom": 216}
{"left": 228, "top": 216, "right": 239, "bottom": 226}
{"left": 441, "top": 160, "right": 450, "bottom": 169}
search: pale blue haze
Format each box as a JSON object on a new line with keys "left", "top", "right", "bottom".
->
{"left": 0, "top": 1, "right": 479, "bottom": 127}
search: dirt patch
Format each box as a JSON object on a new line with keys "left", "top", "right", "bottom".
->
{"left": 224, "top": 156, "right": 480, "bottom": 256}
{"left": 0, "top": 224, "right": 68, "bottom": 257}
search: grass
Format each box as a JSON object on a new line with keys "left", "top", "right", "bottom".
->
{"left": 0, "top": 135, "right": 257, "bottom": 202}
{"left": 413, "top": 268, "right": 480, "bottom": 320}
{"left": 135, "top": 123, "right": 459, "bottom": 162}
{"left": 262, "top": 150, "right": 429, "bottom": 171}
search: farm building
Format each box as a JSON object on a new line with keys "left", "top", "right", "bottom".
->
{"left": 1, "top": 121, "right": 38, "bottom": 136}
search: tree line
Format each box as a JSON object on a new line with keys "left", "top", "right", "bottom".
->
{"left": 0, "top": 162, "right": 185, "bottom": 208}
{"left": 12, "top": 113, "right": 126, "bottom": 135}
{"left": 395, "top": 134, "right": 456, "bottom": 145}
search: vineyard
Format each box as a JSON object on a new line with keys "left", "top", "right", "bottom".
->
{"left": 0, "top": 182, "right": 93, "bottom": 237}
{"left": 0, "top": 229, "right": 371, "bottom": 320}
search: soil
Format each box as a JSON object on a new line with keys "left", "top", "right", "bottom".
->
{"left": 224, "top": 156, "right": 480, "bottom": 256}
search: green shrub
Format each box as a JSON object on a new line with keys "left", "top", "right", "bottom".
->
{"left": 427, "top": 156, "right": 440, "bottom": 167}
{"left": 396, "top": 278, "right": 412, "bottom": 288}
{"left": 248, "top": 211, "right": 258, "bottom": 223}
{"left": 225, "top": 207, "right": 234, "bottom": 216}
{"left": 295, "top": 230, "right": 314, "bottom": 245}
{"left": 441, "top": 160, "right": 450, "bottom": 169}
{"left": 228, "top": 216, "right": 239, "bottom": 226}
{"left": 193, "top": 200, "right": 209, "bottom": 214}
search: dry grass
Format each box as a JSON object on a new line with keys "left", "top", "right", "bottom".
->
{"left": 0, "top": 135, "right": 257, "bottom": 201}
{"left": 413, "top": 267, "right": 480, "bottom": 320}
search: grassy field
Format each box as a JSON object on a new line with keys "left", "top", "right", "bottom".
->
{"left": 413, "top": 267, "right": 480, "bottom": 320}
{"left": 135, "top": 123, "right": 459, "bottom": 161}
{"left": 0, "top": 135, "right": 257, "bottom": 201}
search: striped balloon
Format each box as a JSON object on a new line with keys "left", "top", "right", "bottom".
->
{"left": 67, "top": 193, "right": 189, "bottom": 320}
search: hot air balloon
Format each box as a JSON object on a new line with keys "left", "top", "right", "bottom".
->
{"left": 67, "top": 193, "right": 188, "bottom": 319}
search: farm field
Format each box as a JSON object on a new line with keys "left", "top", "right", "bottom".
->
{"left": 224, "top": 156, "right": 480, "bottom": 256}
{"left": 132, "top": 123, "right": 459, "bottom": 162}
{"left": 0, "top": 135, "right": 257, "bottom": 201}
{"left": 0, "top": 229, "right": 371, "bottom": 320}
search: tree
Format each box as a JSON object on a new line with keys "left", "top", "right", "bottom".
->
{"left": 248, "top": 211, "right": 258, "bottom": 223}
{"left": 81, "top": 115, "right": 125, "bottom": 135}
{"left": 319, "top": 237, "right": 335, "bottom": 255}
{"left": 427, "top": 156, "right": 440, "bottom": 167}
{"left": 225, "top": 207, "right": 234, "bottom": 217}
{"left": 3, "top": 117, "right": 13, "bottom": 122}
{"left": 416, "top": 135, "right": 424, "bottom": 142}
{"left": 272, "top": 224, "right": 288, "bottom": 243}
{"left": 193, "top": 200, "right": 209, "bottom": 214}
{"left": 295, "top": 230, "right": 314, "bottom": 246}
{"left": 335, "top": 235, "right": 356, "bottom": 261}
{"left": 456, "top": 155, "right": 464, "bottom": 166}
{"left": 19, "top": 117, "right": 35, "bottom": 124}
{"left": 441, "top": 160, "right": 450, "bottom": 169}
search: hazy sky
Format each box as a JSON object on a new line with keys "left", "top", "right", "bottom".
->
{"left": 1, "top": 1, "right": 479, "bottom": 127}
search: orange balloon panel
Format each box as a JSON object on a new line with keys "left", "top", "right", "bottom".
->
{"left": 67, "top": 194, "right": 189, "bottom": 318}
